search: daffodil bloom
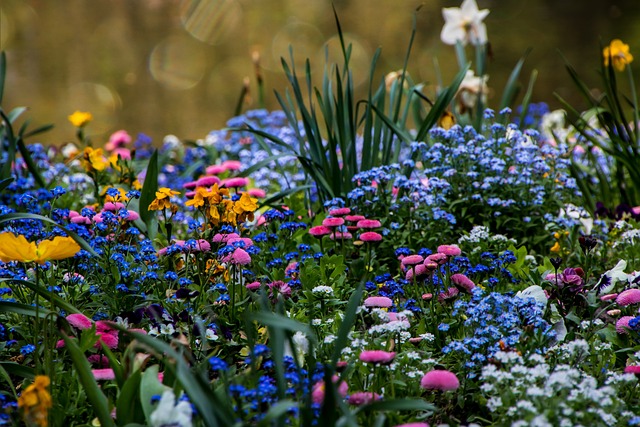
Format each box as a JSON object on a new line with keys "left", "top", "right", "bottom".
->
{"left": 441, "top": 0, "right": 489, "bottom": 46}
{"left": 148, "top": 188, "right": 180, "bottom": 211}
{"left": 18, "top": 375, "right": 52, "bottom": 427}
{"left": 0, "top": 233, "right": 80, "bottom": 265}
{"left": 68, "top": 111, "right": 93, "bottom": 128}
{"left": 603, "top": 39, "right": 633, "bottom": 72}
{"left": 82, "top": 147, "right": 109, "bottom": 172}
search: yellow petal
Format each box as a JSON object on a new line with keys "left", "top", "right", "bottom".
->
{"left": 35, "top": 237, "right": 81, "bottom": 263}
{"left": 0, "top": 233, "right": 37, "bottom": 263}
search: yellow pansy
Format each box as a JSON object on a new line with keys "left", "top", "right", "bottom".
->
{"left": 68, "top": 111, "right": 93, "bottom": 128}
{"left": 82, "top": 147, "right": 109, "bottom": 172}
{"left": 603, "top": 39, "right": 634, "bottom": 72}
{"left": 18, "top": 375, "right": 52, "bottom": 427}
{"left": 0, "top": 233, "right": 80, "bottom": 265}
{"left": 148, "top": 188, "right": 180, "bottom": 211}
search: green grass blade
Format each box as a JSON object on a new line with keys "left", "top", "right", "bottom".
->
{"left": 330, "top": 283, "right": 363, "bottom": 366}
{"left": 60, "top": 333, "right": 115, "bottom": 427}
{"left": 0, "top": 301, "right": 51, "bottom": 318}
{"left": 0, "top": 52, "right": 5, "bottom": 104}
{"left": 499, "top": 48, "right": 531, "bottom": 109}
{"left": 1, "top": 278, "right": 80, "bottom": 314}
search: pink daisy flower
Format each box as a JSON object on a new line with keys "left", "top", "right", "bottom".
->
{"left": 401, "top": 255, "right": 424, "bottom": 266}
{"left": 205, "top": 164, "right": 226, "bottom": 175}
{"left": 616, "top": 316, "right": 634, "bottom": 334}
{"left": 322, "top": 217, "right": 345, "bottom": 227}
{"left": 420, "top": 369, "right": 459, "bottom": 391}
{"left": 92, "top": 368, "right": 116, "bottom": 381}
{"left": 329, "top": 207, "right": 351, "bottom": 216}
{"left": 359, "top": 350, "right": 396, "bottom": 364}
{"left": 309, "top": 226, "right": 331, "bottom": 237}
{"left": 221, "top": 177, "right": 249, "bottom": 188}
{"left": 360, "top": 231, "right": 382, "bottom": 242}
{"left": 364, "top": 296, "right": 393, "bottom": 308}
{"left": 66, "top": 313, "right": 93, "bottom": 330}
{"left": 616, "top": 289, "right": 640, "bottom": 306}
{"left": 347, "top": 391, "right": 381, "bottom": 406}
{"left": 437, "top": 244, "right": 461, "bottom": 257}
{"left": 451, "top": 273, "right": 475, "bottom": 292}
{"left": 356, "top": 219, "right": 382, "bottom": 229}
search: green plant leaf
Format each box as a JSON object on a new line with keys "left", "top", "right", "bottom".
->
{"left": 60, "top": 332, "right": 115, "bottom": 427}
{"left": 0, "top": 301, "right": 51, "bottom": 318}
{"left": 499, "top": 49, "right": 531, "bottom": 109}
{"left": 116, "top": 369, "right": 144, "bottom": 425}
{"left": 0, "top": 51, "right": 6, "bottom": 104}
{"left": 356, "top": 398, "right": 435, "bottom": 414}
{"left": 331, "top": 283, "right": 363, "bottom": 366}
{"left": 141, "top": 365, "right": 170, "bottom": 420}
{"left": 0, "top": 177, "right": 14, "bottom": 193}
{"left": 138, "top": 149, "right": 159, "bottom": 240}
{"left": 1, "top": 278, "right": 80, "bottom": 314}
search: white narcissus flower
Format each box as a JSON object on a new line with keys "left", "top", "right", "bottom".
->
{"left": 150, "top": 390, "right": 193, "bottom": 427}
{"left": 515, "top": 285, "right": 548, "bottom": 307}
{"left": 441, "top": 0, "right": 490, "bottom": 46}
{"left": 457, "top": 70, "right": 489, "bottom": 111}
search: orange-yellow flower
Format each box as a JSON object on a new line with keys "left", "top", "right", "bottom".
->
{"left": 0, "top": 233, "right": 80, "bottom": 265}
{"left": 18, "top": 375, "right": 52, "bottom": 427}
{"left": 148, "top": 187, "right": 180, "bottom": 211}
{"left": 206, "top": 184, "right": 229, "bottom": 205}
{"left": 550, "top": 241, "right": 561, "bottom": 253}
{"left": 68, "top": 111, "right": 93, "bottom": 128}
{"left": 233, "top": 192, "right": 258, "bottom": 222}
{"left": 82, "top": 147, "right": 109, "bottom": 172}
{"left": 603, "top": 39, "right": 634, "bottom": 72}
{"left": 185, "top": 187, "right": 211, "bottom": 208}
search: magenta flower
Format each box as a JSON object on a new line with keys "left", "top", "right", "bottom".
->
{"left": 364, "top": 296, "right": 393, "bottom": 308}
{"left": 420, "top": 369, "right": 459, "bottom": 391}
{"left": 616, "top": 316, "right": 634, "bottom": 334}
{"left": 322, "top": 217, "right": 345, "bottom": 227}
{"left": 426, "top": 253, "right": 448, "bottom": 265}
{"left": 356, "top": 219, "right": 382, "bottom": 229}
{"left": 92, "top": 368, "right": 116, "bottom": 381}
{"left": 347, "top": 391, "right": 381, "bottom": 406}
{"left": 345, "top": 215, "right": 366, "bottom": 222}
{"left": 105, "top": 130, "right": 132, "bottom": 151}
{"left": 195, "top": 176, "right": 222, "bottom": 187}
{"left": 438, "top": 287, "right": 459, "bottom": 302}
{"left": 359, "top": 350, "right": 396, "bottom": 364}
{"left": 309, "top": 225, "right": 331, "bottom": 237}
{"left": 212, "top": 232, "right": 240, "bottom": 243}
{"left": 205, "top": 164, "right": 226, "bottom": 175}
{"left": 451, "top": 273, "right": 475, "bottom": 292}
{"left": 405, "top": 264, "right": 428, "bottom": 281}
{"left": 268, "top": 280, "right": 292, "bottom": 299}
{"left": 600, "top": 293, "right": 618, "bottom": 301}
{"left": 330, "top": 232, "right": 352, "bottom": 240}
{"left": 401, "top": 254, "right": 424, "bottom": 266}
{"left": 222, "top": 248, "right": 251, "bottom": 265}
{"left": 248, "top": 188, "right": 266, "bottom": 198}
{"left": 329, "top": 207, "right": 351, "bottom": 216}
{"left": 221, "top": 160, "right": 242, "bottom": 171}
{"left": 246, "top": 281, "right": 261, "bottom": 291}
{"left": 66, "top": 313, "right": 93, "bottom": 330}
{"left": 393, "top": 423, "right": 430, "bottom": 427}
{"left": 360, "top": 231, "right": 382, "bottom": 242}
{"left": 222, "top": 177, "right": 249, "bottom": 188}
{"left": 616, "top": 289, "right": 640, "bottom": 306}
{"left": 437, "top": 244, "right": 461, "bottom": 257}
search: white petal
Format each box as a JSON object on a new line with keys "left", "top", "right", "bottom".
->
{"left": 516, "top": 285, "right": 548, "bottom": 306}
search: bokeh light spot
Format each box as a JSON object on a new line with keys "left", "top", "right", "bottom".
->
{"left": 271, "top": 21, "right": 323, "bottom": 70}
{"left": 180, "top": 0, "right": 242, "bottom": 46}
{"left": 319, "top": 33, "right": 370, "bottom": 86}
{"left": 149, "top": 35, "right": 208, "bottom": 90}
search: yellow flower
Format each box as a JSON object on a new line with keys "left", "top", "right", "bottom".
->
{"left": 233, "top": 192, "right": 258, "bottom": 216}
{"left": 18, "top": 375, "right": 52, "bottom": 427}
{"left": 206, "top": 184, "right": 229, "bottom": 205}
{"left": 550, "top": 241, "right": 561, "bottom": 253}
{"left": 0, "top": 233, "right": 80, "bottom": 265}
{"left": 101, "top": 186, "right": 128, "bottom": 203}
{"left": 148, "top": 187, "right": 180, "bottom": 211}
{"left": 603, "top": 39, "right": 634, "bottom": 72}
{"left": 68, "top": 111, "right": 93, "bottom": 128}
{"left": 437, "top": 111, "right": 456, "bottom": 130}
{"left": 185, "top": 187, "right": 211, "bottom": 208}
{"left": 82, "top": 147, "right": 109, "bottom": 172}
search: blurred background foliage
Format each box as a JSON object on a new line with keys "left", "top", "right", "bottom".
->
{"left": 1, "top": 0, "right": 639, "bottom": 145}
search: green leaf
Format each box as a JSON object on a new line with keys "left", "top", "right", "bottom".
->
{"left": 0, "top": 301, "right": 50, "bottom": 318}
{"left": 0, "top": 362, "right": 34, "bottom": 399}
{"left": 60, "top": 332, "right": 115, "bottom": 427}
{"left": 331, "top": 283, "right": 363, "bottom": 366}
{"left": 0, "top": 177, "right": 14, "bottom": 193}
{"left": 138, "top": 149, "right": 159, "bottom": 240}
{"left": 116, "top": 369, "right": 144, "bottom": 425}
{"left": 357, "top": 398, "right": 435, "bottom": 414}
{"left": 499, "top": 49, "right": 531, "bottom": 110}
{"left": 1, "top": 278, "right": 80, "bottom": 314}
{"left": 141, "top": 365, "right": 170, "bottom": 420}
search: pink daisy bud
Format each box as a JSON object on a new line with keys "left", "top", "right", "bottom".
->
{"left": 359, "top": 350, "right": 396, "bottom": 365}
{"left": 406, "top": 264, "right": 428, "bottom": 281}
{"left": 451, "top": 273, "right": 475, "bottom": 292}
{"left": 420, "top": 369, "right": 460, "bottom": 391}
{"left": 212, "top": 232, "right": 240, "bottom": 243}
{"left": 600, "top": 293, "right": 618, "bottom": 301}
{"left": 329, "top": 207, "right": 351, "bottom": 216}
{"left": 92, "top": 368, "right": 116, "bottom": 381}
{"left": 309, "top": 226, "right": 331, "bottom": 237}
{"left": 624, "top": 365, "right": 640, "bottom": 377}
{"left": 322, "top": 217, "right": 345, "bottom": 227}
{"left": 364, "top": 296, "right": 393, "bottom": 308}
{"left": 401, "top": 255, "right": 424, "bottom": 266}
{"left": 66, "top": 313, "right": 93, "bottom": 330}
{"left": 422, "top": 293, "right": 433, "bottom": 300}
{"left": 106, "top": 130, "right": 132, "bottom": 150}
{"left": 607, "top": 309, "right": 621, "bottom": 316}
{"left": 356, "top": 219, "right": 382, "bottom": 229}
{"left": 360, "top": 231, "right": 382, "bottom": 242}
{"left": 437, "top": 244, "right": 461, "bottom": 257}
{"left": 616, "top": 316, "right": 634, "bottom": 334}
{"left": 345, "top": 215, "right": 366, "bottom": 222}
{"left": 438, "top": 287, "right": 459, "bottom": 302}
{"left": 246, "top": 281, "right": 261, "bottom": 291}
{"left": 393, "top": 423, "right": 430, "bottom": 427}
{"left": 616, "top": 289, "right": 640, "bottom": 306}
{"left": 95, "top": 332, "right": 119, "bottom": 349}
